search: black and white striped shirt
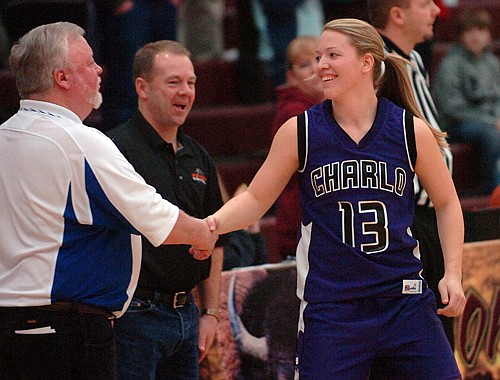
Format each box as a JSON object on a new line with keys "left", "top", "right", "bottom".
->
{"left": 383, "top": 37, "right": 453, "bottom": 208}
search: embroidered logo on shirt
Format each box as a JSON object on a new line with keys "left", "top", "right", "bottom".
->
{"left": 192, "top": 168, "right": 207, "bottom": 185}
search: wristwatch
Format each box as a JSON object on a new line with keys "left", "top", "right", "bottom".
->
{"left": 202, "top": 308, "right": 221, "bottom": 321}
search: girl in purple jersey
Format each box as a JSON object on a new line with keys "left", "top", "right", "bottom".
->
{"left": 206, "top": 18, "right": 465, "bottom": 379}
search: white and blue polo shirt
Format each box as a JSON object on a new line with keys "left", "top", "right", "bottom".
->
{"left": 0, "top": 100, "right": 179, "bottom": 317}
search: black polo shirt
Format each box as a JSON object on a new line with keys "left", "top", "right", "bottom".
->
{"left": 107, "top": 112, "right": 226, "bottom": 293}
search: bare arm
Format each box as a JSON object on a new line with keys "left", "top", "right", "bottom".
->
{"left": 211, "top": 117, "right": 299, "bottom": 234}
{"left": 413, "top": 117, "right": 466, "bottom": 317}
{"left": 162, "top": 210, "right": 218, "bottom": 259}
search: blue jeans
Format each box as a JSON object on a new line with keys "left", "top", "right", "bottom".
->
{"left": 449, "top": 120, "right": 500, "bottom": 194}
{"left": 114, "top": 295, "right": 199, "bottom": 380}
{"left": 0, "top": 307, "right": 116, "bottom": 379}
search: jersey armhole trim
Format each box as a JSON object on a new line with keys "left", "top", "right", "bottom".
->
{"left": 297, "top": 112, "right": 307, "bottom": 172}
{"left": 404, "top": 110, "right": 417, "bottom": 171}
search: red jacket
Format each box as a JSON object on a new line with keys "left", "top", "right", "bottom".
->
{"left": 271, "top": 85, "right": 321, "bottom": 259}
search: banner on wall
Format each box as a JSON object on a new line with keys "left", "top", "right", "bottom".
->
{"left": 454, "top": 239, "right": 500, "bottom": 379}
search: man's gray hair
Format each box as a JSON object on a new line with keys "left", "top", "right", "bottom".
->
{"left": 9, "top": 22, "right": 85, "bottom": 98}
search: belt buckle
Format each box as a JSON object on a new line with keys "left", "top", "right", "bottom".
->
{"left": 172, "top": 291, "right": 188, "bottom": 309}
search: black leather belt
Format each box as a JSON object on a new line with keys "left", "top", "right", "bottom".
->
{"left": 134, "top": 289, "right": 191, "bottom": 308}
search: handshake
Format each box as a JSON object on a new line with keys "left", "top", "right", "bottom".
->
{"left": 184, "top": 214, "right": 219, "bottom": 260}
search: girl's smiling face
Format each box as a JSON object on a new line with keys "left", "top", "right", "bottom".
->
{"left": 316, "top": 30, "right": 367, "bottom": 101}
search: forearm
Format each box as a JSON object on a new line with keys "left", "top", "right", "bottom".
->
{"left": 434, "top": 201, "right": 464, "bottom": 280}
{"left": 197, "top": 247, "right": 223, "bottom": 309}
{"left": 162, "top": 210, "right": 214, "bottom": 250}
{"left": 212, "top": 191, "right": 270, "bottom": 235}
{"left": 434, "top": 198, "right": 466, "bottom": 317}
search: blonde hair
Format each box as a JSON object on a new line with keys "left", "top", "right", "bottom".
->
{"left": 323, "top": 18, "right": 448, "bottom": 149}
{"left": 286, "top": 35, "right": 319, "bottom": 70}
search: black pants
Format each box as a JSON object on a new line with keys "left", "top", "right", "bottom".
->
{"left": 0, "top": 305, "right": 116, "bottom": 380}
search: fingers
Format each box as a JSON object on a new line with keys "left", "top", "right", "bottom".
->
{"left": 197, "top": 329, "right": 208, "bottom": 362}
{"left": 205, "top": 216, "right": 218, "bottom": 232}
{"left": 188, "top": 217, "right": 220, "bottom": 260}
{"left": 189, "top": 248, "right": 211, "bottom": 260}
{"left": 439, "top": 286, "right": 449, "bottom": 307}
{"left": 437, "top": 294, "right": 466, "bottom": 317}
{"left": 198, "top": 316, "right": 217, "bottom": 362}
{"left": 437, "top": 304, "right": 463, "bottom": 317}
{"left": 437, "top": 278, "right": 466, "bottom": 317}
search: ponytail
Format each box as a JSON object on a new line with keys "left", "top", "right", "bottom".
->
{"left": 377, "top": 53, "right": 448, "bottom": 150}
{"left": 323, "top": 18, "right": 448, "bottom": 151}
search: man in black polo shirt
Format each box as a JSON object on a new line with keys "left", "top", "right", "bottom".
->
{"left": 107, "top": 40, "right": 226, "bottom": 379}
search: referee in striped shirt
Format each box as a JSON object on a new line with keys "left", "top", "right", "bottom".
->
{"left": 367, "top": 0, "right": 455, "bottom": 349}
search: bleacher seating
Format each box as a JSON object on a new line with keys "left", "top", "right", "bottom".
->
{"left": 216, "top": 158, "right": 264, "bottom": 198}
{"left": 450, "top": 143, "right": 482, "bottom": 195}
{"left": 182, "top": 102, "right": 275, "bottom": 196}
{"left": 182, "top": 102, "right": 274, "bottom": 159}
{"left": 463, "top": 206, "right": 500, "bottom": 242}
{"left": 192, "top": 59, "right": 240, "bottom": 107}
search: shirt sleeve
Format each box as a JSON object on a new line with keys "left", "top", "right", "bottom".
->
{"left": 80, "top": 129, "right": 180, "bottom": 247}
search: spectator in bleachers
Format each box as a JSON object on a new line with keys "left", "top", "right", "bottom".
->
{"left": 252, "top": 0, "right": 304, "bottom": 88}
{"left": 177, "top": 0, "right": 225, "bottom": 61}
{"left": 322, "top": 0, "right": 368, "bottom": 23}
{"left": 271, "top": 35, "right": 324, "bottom": 260}
{"left": 367, "top": 0, "right": 455, "bottom": 350}
{"left": 253, "top": 0, "right": 323, "bottom": 88}
{"left": 233, "top": 0, "right": 323, "bottom": 104}
{"left": 233, "top": 0, "right": 270, "bottom": 104}
{"left": 433, "top": 8, "right": 500, "bottom": 196}
{"left": 0, "top": 0, "right": 100, "bottom": 72}
{"left": 0, "top": 0, "right": 95, "bottom": 47}
{"left": 95, "top": 0, "right": 179, "bottom": 131}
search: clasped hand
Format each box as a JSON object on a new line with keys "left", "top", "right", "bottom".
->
{"left": 189, "top": 218, "right": 219, "bottom": 260}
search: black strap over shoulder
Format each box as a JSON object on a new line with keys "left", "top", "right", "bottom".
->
{"left": 297, "top": 112, "right": 307, "bottom": 172}
{"left": 404, "top": 110, "right": 417, "bottom": 169}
